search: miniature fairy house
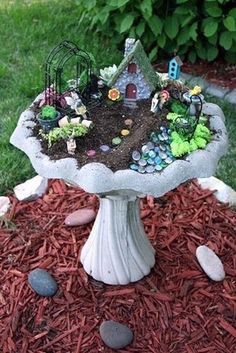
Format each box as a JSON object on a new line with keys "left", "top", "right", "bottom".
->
{"left": 168, "top": 56, "right": 183, "bottom": 80}
{"left": 108, "top": 38, "right": 159, "bottom": 106}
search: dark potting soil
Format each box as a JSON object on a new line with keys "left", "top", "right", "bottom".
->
{"left": 32, "top": 98, "right": 169, "bottom": 172}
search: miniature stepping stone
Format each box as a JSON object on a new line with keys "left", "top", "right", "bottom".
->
{"left": 28, "top": 268, "right": 58, "bottom": 297}
{"left": 14, "top": 175, "right": 48, "bottom": 201}
{"left": 65, "top": 209, "right": 96, "bottom": 226}
{"left": 121, "top": 129, "right": 130, "bottom": 136}
{"left": 99, "top": 144, "right": 110, "bottom": 153}
{"left": 0, "top": 196, "right": 11, "bottom": 217}
{"left": 196, "top": 245, "right": 225, "bottom": 281}
{"left": 124, "top": 118, "right": 133, "bottom": 127}
{"left": 87, "top": 150, "right": 96, "bottom": 157}
{"left": 112, "top": 137, "right": 122, "bottom": 145}
{"left": 99, "top": 320, "right": 133, "bottom": 350}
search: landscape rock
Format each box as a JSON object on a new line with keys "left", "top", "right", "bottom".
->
{"left": 224, "top": 89, "right": 236, "bottom": 105}
{"left": 198, "top": 176, "right": 236, "bottom": 206}
{"left": 196, "top": 245, "right": 225, "bottom": 281}
{"left": 0, "top": 196, "right": 11, "bottom": 217}
{"left": 14, "top": 175, "right": 48, "bottom": 201}
{"left": 65, "top": 208, "right": 96, "bottom": 226}
{"left": 28, "top": 268, "right": 58, "bottom": 297}
{"left": 99, "top": 320, "right": 133, "bottom": 350}
{"left": 205, "top": 84, "right": 230, "bottom": 99}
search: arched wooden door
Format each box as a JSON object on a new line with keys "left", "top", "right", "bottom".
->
{"left": 125, "top": 83, "right": 137, "bottom": 99}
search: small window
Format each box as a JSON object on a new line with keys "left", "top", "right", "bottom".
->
{"left": 128, "top": 63, "right": 137, "bottom": 73}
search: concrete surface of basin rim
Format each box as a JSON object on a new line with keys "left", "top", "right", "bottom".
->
{"left": 10, "top": 98, "right": 228, "bottom": 198}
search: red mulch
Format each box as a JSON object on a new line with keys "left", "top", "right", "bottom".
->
{"left": 0, "top": 180, "right": 236, "bottom": 353}
{"left": 155, "top": 60, "right": 236, "bottom": 90}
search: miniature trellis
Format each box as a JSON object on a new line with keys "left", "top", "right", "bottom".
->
{"left": 44, "top": 40, "right": 92, "bottom": 108}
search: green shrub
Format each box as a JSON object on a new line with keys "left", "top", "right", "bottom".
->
{"left": 77, "top": 0, "right": 236, "bottom": 63}
{"left": 41, "top": 105, "right": 57, "bottom": 120}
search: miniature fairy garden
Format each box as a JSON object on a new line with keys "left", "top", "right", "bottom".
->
{"left": 30, "top": 39, "right": 214, "bottom": 174}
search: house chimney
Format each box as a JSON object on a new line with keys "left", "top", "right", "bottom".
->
{"left": 124, "top": 38, "right": 136, "bottom": 57}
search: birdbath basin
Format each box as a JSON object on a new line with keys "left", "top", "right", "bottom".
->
{"left": 10, "top": 96, "right": 228, "bottom": 285}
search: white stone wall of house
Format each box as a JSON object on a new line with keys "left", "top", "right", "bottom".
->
{"left": 113, "top": 60, "right": 152, "bottom": 100}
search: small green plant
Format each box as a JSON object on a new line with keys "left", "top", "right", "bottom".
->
{"left": 41, "top": 105, "right": 58, "bottom": 120}
{"left": 41, "top": 123, "right": 89, "bottom": 147}
{"left": 170, "top": 124, "right": 212, "bottom": 157}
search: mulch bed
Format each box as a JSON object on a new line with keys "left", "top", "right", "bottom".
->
{"left": 155, "top": 61, "right": 236, "bottom": 90}
{"left": 0, "top": 179, "right": 236, "bottom": 353}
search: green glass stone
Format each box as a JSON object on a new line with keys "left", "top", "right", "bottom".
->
{"left": 112, "top": 137, "right": 122, "bottom": 145}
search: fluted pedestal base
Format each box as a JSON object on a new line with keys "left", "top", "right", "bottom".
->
{"left": 80, "top": 194, "right": 155, "bottom": 285}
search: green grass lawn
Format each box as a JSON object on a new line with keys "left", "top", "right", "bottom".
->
{"left": 0, "top": 0, "right": 235, "bottom": 195}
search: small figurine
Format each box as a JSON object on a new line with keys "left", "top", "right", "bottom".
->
{"left": 66, "top": 135, "right": 77, "bottom": 155}
{"left": 150, "top": 90, "right": 170, "bottom": 113}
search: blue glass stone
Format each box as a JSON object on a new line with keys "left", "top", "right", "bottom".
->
{"left": 151, "top": 135, "right": 159, "bottom": 143}
{"left": 145, "top": 165, "right": 155, "bottom": 173}
{"left": 160, "top": 144, "right": 166, "bottom": 151}
{"left": 147, "top": 158, "right": 155, "bottom": 165}
{"left": 132, "top": 150, "right": 141, "bottom": 161}
{"left": 141, "top": 145, "right": 149, "bottom": 154}
{"left": 148, "top": 150, "right": 156, "bottom": 158}
{"left": 160, "top": 126, "right": 167, "bottom": 132}
{"left": 159, "top": 151, "right": 167, "bottom": 159}
{"left": 158, "top": 134, "right": 164, "bottom": 141}
{"left": 138, "top": 159, "right": 147, "bottom": 167}
{"left": 165, "top": 157, "right": 173, "bottom": 164}
{"left": 138, "top": 166, "right": 146, "bottom": 173}
{"left": 141, "top": 153, "right": 149, "bottom": 160}
{"left": 130, "top": 163, "right": 139, "bottom": 170}
{"left": 167, "top": 150, "right": 173, "bottom": 157}
{"left": 155, "top": 164, "right": 163, "bottom": 171}
{"left": 146, "top": 142, "right": 154, "bottom": 150}
{"left": 154, "top": 146, "right": 160, "bottom": 153}
{"left": 154, "top": 156, "right": 162, "bottom": 164}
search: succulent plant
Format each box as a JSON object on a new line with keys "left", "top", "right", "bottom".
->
{"left": 100, "top": 64, "right": 117, "bottom": 83}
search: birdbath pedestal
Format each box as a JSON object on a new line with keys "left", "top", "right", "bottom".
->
{"left": 10, "top": 99, "right": 228, "bottom": 285}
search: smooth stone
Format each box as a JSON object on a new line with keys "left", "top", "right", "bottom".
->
{"left": 65, "top": 209, "right": 96, "bottom": 226}
{"left": 0, "top": 196, "right": 11, "bottom": 217}
{"left": 196, "top": 245, "right": 225, "bottom": 281}
{"left": 154, "top": 156, "right": 162, "bottom": 165}
{"left": 165, "top": 157, "right": 173, "bottom": 164}
{"left": 112, "top": 137, "right": 122, "bottom": 145}
{"left": 99, "top": 144, "right": 110, "bottom": 152}
{"left": 28, "top": 268, "right": 58, "bottom": 297}
{"left": 99, "top": 320, "right": 133, "bottom": 350}
{"left": 198, "top": 176, "right": 236, "bottom": 206}
{"left": 87, "top": 149, "right": 96, "bottom": 157}
{"left": 148, "top": 150, "right": 156, "bottom": 158}
{"left": 159, "top": 151, "right": 167, "bottom": 159}
{"left": 14, "top": 175, "right": 48, "bottom": 201}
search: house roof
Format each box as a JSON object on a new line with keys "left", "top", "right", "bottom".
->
{"left": 170, "top": 56, "right": 183, "bottom": 66}
{"left": 107, "top": 40, "right": 159, "bottom": 91}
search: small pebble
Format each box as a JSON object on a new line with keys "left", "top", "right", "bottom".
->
{"left": 65, "top": 209, "right": 96, "bottom": 226}
{"left": 196, "top": 245, "right": 225, "bottom": 281}
{"left": 86, "top": 149, "right": 96, "bottom": 157}
{"left": 28, "top": 269, "right": 58, "bottom": 297}
{"left": 121, "top": 129, "right": 130, "bottom": 136}
{"left": 99, "top": 320, "right": 133, "bottom": 350}
{"left": 112, "top": 137, "right": 122, "bottom": 145}
{"left": 100, "top": 144, "right": 110, "bottom": 152}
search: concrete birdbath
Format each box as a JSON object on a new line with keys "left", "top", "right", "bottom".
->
{"left": 10, "top": 95, "right": 228, "bottom": 285}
